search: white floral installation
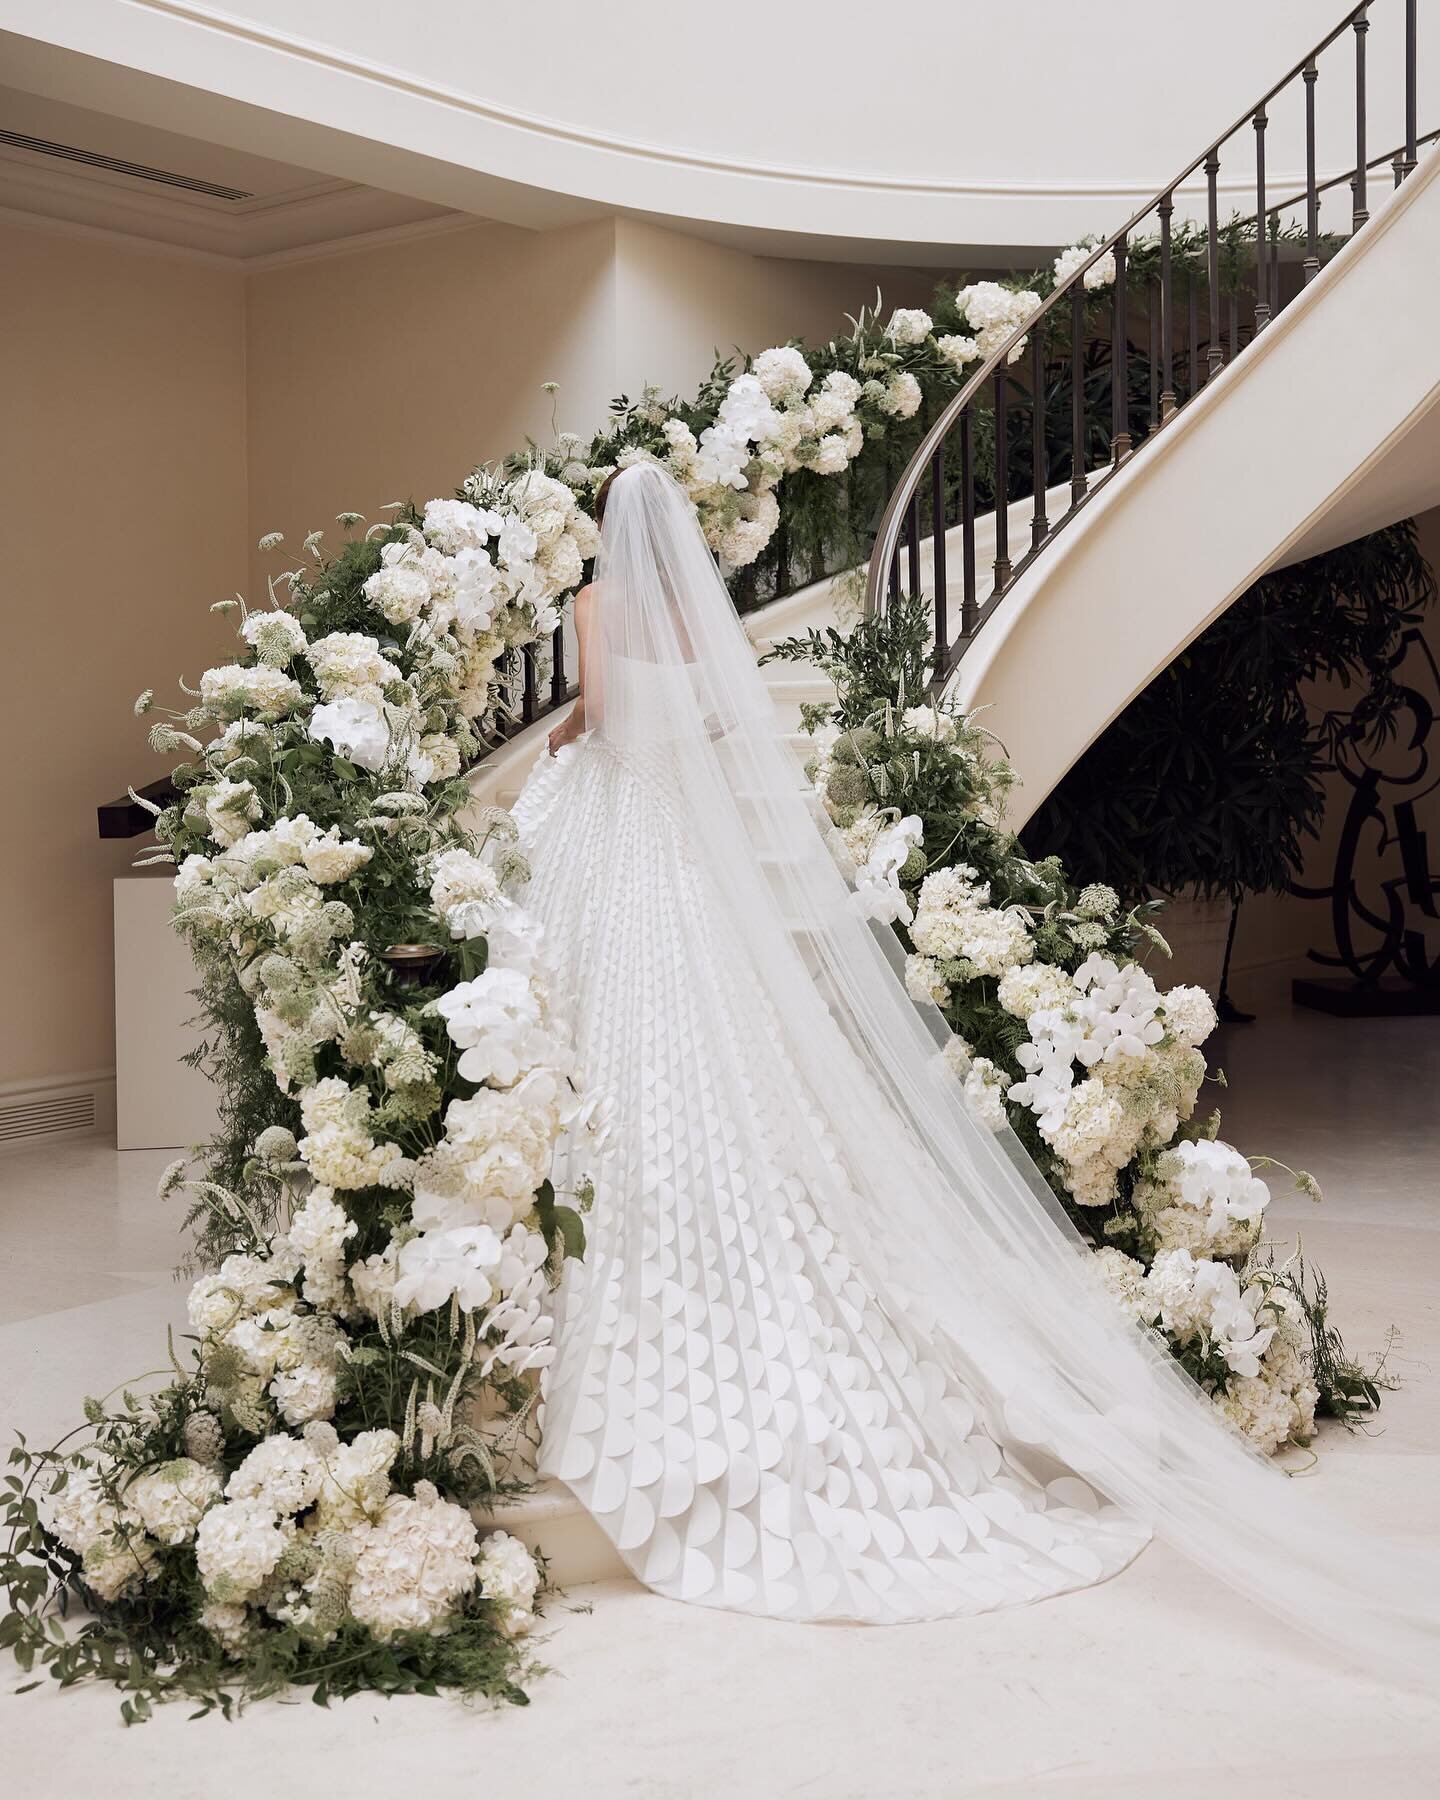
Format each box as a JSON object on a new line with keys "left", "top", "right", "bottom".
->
{"left": 3, "top": 475, "right": 606, "bottom": 1715}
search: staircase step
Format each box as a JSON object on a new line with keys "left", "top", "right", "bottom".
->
{"left": 475, "top": 1478, "right": 627, "bottom": 1588}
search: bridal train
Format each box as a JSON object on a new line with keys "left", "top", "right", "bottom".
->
{"left": 512, "top": 463, "right": 1436, "bottom": 1663}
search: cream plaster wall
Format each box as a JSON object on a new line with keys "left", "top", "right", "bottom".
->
{"left": 3, "top": 211, "right": 938, "bottom": 1093}
{"left": 0, "top": 222, "right": 248, "bottom": 1089}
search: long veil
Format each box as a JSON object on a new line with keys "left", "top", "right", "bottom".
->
{"left": 581, "top": 461, "right": 1436, "bottom": 1676}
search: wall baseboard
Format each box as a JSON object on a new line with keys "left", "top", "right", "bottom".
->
{"left": 0, "top": 1069, "right": 116, "bottom": 1151}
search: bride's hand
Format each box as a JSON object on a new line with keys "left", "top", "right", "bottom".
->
{"left": 548, "top": 713, "right": 579, "bottom": 757}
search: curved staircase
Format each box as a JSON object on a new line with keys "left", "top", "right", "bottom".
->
{"left": 468, "top": 1, "right": 1436, "bottom": 1577}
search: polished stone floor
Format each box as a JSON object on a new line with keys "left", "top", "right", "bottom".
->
{"left": 1, "top": 999, "right": 1436, "bottom": 1798}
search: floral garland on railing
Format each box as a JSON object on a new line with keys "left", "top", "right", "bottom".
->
{"left": 766, "top": 598, "right": 1386, "bottom": 1454}
{"left": 1, "top": 473, "right": 609, "bottom": 1716}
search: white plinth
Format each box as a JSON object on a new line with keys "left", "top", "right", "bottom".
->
{"left": 113, "top": 875, "right": 220, "bottom": 1150}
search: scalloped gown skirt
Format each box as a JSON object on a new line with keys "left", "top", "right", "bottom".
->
{"left": 515, "top": 735, "right": 1149, "bottom": 1623}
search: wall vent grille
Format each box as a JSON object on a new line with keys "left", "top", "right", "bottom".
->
{"left": 0, "top": 1088, "right": 97, "bottom": 1146}
{"left": 0, "top": 130, "right": 254, "bottom": 201}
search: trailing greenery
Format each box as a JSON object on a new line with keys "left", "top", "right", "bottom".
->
{"left": 770, "top": 600, "right": 1385, "bottom": 1446}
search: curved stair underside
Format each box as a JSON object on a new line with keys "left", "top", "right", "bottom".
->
{"left": 951, "top": 147, "right": 1440, "bottom": 831}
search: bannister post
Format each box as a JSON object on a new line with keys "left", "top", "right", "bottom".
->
{"left": 1353, "top": 5, "right": 1369, "bottom": 231}
{"left": 1159, "top": 192, "right": 1176, "bottom": 420}
{"left": 1205, "top": 152, "right": 1224, "bottom": 377}
{"left": 1303, "top": 60, "right": 1321, "bottom": 282}
{"left": 1030, "top": 328, "right": 1049, "bottom": 548}
{"left": 1253, "top": 107, "right": 1272, "bottom": 331}
{"left": 992, "top": 366, "right": 1012, "bottom": 590}
{"left": 1111, "top": 234, "right": 1132, "bottom": 462}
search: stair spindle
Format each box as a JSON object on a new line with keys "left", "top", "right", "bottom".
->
{"left": 960, "top": 407, "right": 977, "bottom": 636}
{"left": 1111, "top": 235, "right": 1132, "bottom": 462}
{"left": 1253, "top": 107, "right": 1272, "bottom": 331}
{"left": 1187, "top": 267, "right": 1199, "bottom": 399}
{"left": 1159, "top": 193, "right": 1176, "bottom": 420}
{"left": 1070, "top": 288, "right": 1087, "bottom": 504}
{"left": 1030, "top": 329, "right": 1049, "bottom": 548}
{"left": 1354, "top": 5, "right": 1370, "bottom": 230}
{"left": 1205, "top": 153, "right": 1224, "bottom": 378}
{"left": 906, "top": 491, "right": 921, "bottom": 598}
{"left": 993, "top": 367, "right": 1012, "bottom": 590}
{"left": 1304, "top": 60, "right": 1321, "bottom": 281}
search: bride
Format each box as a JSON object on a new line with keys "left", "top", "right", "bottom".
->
{"left": 511, "top": 462, "right": 1433, "bottom": 1661}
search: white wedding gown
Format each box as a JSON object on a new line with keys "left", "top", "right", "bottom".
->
{"left": 502, "top": 464, "right": 1435, "bottom": 1664}
{"left": 517, "top": 734, "right": 1147, "bottom": 1622}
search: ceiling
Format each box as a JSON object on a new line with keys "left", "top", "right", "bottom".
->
{"left": 0, "top": 85, "right": 473, "bottom": 264}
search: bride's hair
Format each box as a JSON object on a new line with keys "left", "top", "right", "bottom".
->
{"left": 594, "top": 469, "right": 620, "bottom": 528}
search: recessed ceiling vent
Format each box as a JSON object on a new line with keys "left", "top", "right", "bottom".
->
{"left": 0, "top": 129, "right": 254, "bottom": 201}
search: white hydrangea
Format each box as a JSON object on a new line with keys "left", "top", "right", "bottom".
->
{"left": 298, "top": 1078, "right": 412, "bottom": 1192}
{"left": 286, "top": 1184, "right": 359, "bottom": 1311}
{"left": 752, "top": 346, "right": 813, "bottom": 404}
{"left": 429, "top": 846, "right": 502, "bottom": 934}
{"left": 477, "top": 1529, "right": 540, "bottom": 1636}
{"left": 194, "top": 1497, "right": 293, "bottom": 1603}
{"left": 962, "top": 1057, "right": 1012, "bottom": 1132}
{"left": 204, "top": 778, "right": 262, "bottom": 849}
{"left": 347, "top": 1481, "right": 480, "bottom": 1640}
{"left": 239, "top": 609, "right": 308, "bottom": 666}
{"left": 997, "top": 961, "right": 1077, "bottom": 1021}
{"left": 314, "top": 1428, "right": 400, "bottom": 1530}
{"left": 886, "top": 308, "right": 933, "bottom": 346}
{"left": 200, "top": 664, "right": 305, "bottom": 722}
{"left": 1161, "top": 983, "right": 1219, "bottom": 1048}
{"left": 300, "top": 826, "right": 373, "bottom": 885}
{"left": 200, "top": 1600, "right": 252, "bottom": 1656}
{"left": 936, "top": 333, "right": 982, "bottom": 373}
{"left": 306, "top": 633, "right": 403, "bottom": 706}
{"left": 1053, "top": 241, "right": 1116, "bottom": 291}
{"left": 271, "top": 1362, "right": 339, "bottom": 1426}
{"left": 879, "top": 371, "right": 923, "bottom": 419}
{"left": 900, "top": 704, "right": 958, "bottom": 742}
{"left": 126, "top": 1458, "right": 223, "bottom": 1545}
{"left": 226, "top": 1435, "right": 326, "bottom": 1516}
{"left": 423, "top": 498, "right": 501, "bottom": 556}
{"left": 411, "top": 1085, "right": 556, "bottom": 1234}
{"left": 49, "top": 1469, "right": 158, "bottom": 1601}
{"left": 904, "top": 953, "right": 950, "bottom": 1005}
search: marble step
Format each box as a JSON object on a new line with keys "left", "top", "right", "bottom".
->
{"left": 475, "top": 1477, "right": 628, "bottom": 1588}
